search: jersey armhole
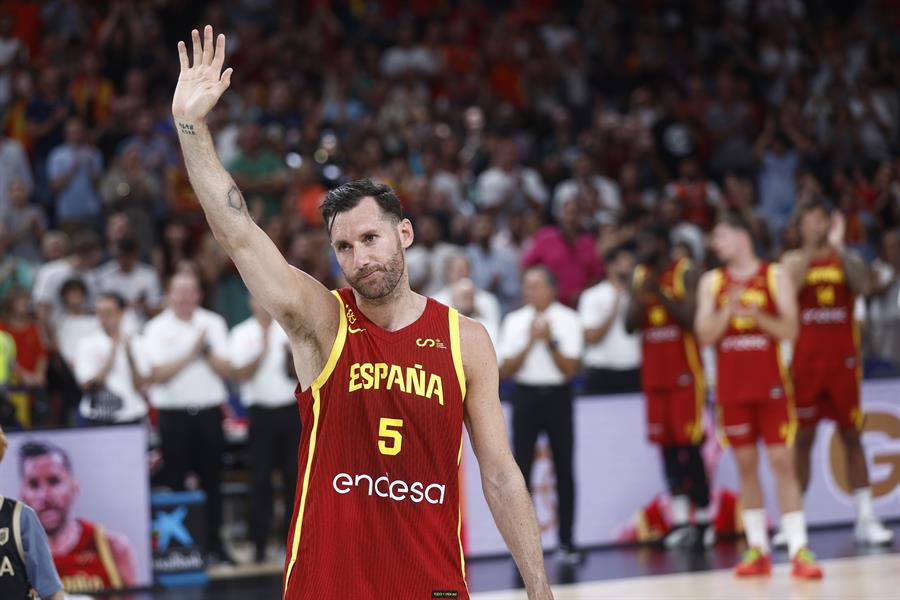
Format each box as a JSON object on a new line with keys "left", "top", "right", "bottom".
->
{"left": 310, "top": 290, "right": 348, "bottom": 392}
{"left": 12, "top": 501, "right": 26, "bottom": 570}
{"left": 448, "top": 308, "right": 467, "bottom": 401}
{"left": 709, "top": 269, "right": 724, "bottom": 297}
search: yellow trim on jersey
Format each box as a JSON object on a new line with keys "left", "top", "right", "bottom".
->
{"left": 710, "top": 268, "right": 724, "bottom": 298}
{"left": 766, "top": 262, "right": 778, "bottom": 298}
{"left": 714, "top": 405, "right": 730, "bottom": 449}
{"left": 632, "top": 264, "right": 647, "bottom": 293}
{"left": 683, "top": 333, "right": 706, "bottom": 444}
{"left": 94, "top": 524, "right": 123, "bottom": 589}
{"left": 457, "top": 436, "right": 468, "bottom": 590}
{"left": 673, "top": 258, "right": 691, "bottom": 299}
{"left": 448, "top": 308, "right": 467, "bottom": 400}
{"left": 284, "top": 290, "right": 348, "bottom": 591}
{"left": 774, "top": 343, "right": 797, "bottom": 447}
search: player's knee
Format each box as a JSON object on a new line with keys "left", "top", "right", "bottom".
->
{"left": 767, "top": 449, "right": 794, "bottom": 479}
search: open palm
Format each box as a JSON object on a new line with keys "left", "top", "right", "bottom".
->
{"left": 172, "top": 25, "right": 233, "bottom": 122}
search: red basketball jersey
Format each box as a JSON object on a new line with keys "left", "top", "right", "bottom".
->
{"left": 634, "top": 258, "right": 705, "bottom": 392}
{"left": 283, "top": 288, "right": 468, "bottom": 600}
{"left": 54, "top": 519, "right": 123, "bottom": 593}
{"left": 712, "top": 262, "right": 792, "bottom": 404}
{"left": 793, "top": 253, "right": 860, "bottom": 371}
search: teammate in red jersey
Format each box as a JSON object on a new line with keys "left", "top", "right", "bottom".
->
{"left": 695, "top": 211, "right": 822, "bottom": 579}
{"left": 171, "top": 26, "right": 552, "bottom": 600}
{"left": 625, "top": 227, "right": 712, "bottom": 549}
{"left": 781, "top": 201, "right": 893, "bottom": 546}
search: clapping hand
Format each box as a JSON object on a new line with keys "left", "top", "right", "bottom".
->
{"left": 828, "top": 211, "right": 846, "bottom": 252}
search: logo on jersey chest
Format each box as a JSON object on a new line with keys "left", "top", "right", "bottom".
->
{"left": 806, "top": 265, "right": 844, "bottom": 286}
{"left": 349, "top": 362, "right": 445, "bottom": 406}
{"left": 0, "top": 527, "right": 7, "bottom": 546}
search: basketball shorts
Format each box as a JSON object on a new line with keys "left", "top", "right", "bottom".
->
{"left": 717, "top": 398, "right": 794, "bottom": 447}
{"left": 646, "top": 383, "right": 704, "bottom": 446}
{"left": 793, "top": 361, "right": 862, "bottom": 430}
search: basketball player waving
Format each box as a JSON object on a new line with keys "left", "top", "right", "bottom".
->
{"left": 172, "top": 26, "right": 552, "bottom": 600}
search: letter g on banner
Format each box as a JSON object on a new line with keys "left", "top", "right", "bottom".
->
{"left": 829, "top": 410, "right": 900, "bottom": 499}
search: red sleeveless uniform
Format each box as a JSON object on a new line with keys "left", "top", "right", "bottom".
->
{"left": 793, "top": 253, "right": 862, "bottom": 429}
{"left": 54, "top": 519, "right": 123, "bottom": 593}
{"left": 633, "top": 258, "right": 705, "bottom": 446}
{"left": 283, "top": 289, "right": 468, "bottom": 600}
{"left": 711, "top": 262, "right": 795, "bottom": 447}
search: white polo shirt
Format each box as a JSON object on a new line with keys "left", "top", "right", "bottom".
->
{"left": 229, "top": 317, "right": 297, "bottom": 408}
{"left": 142, "top": 308, "right": 229, "bottom": 410}
{"left": 74, "top": 333, "right": 150, "bottom": 422}
{"left": 578, "top": 280, "right": 641, "bottom": 370}
{"left": 499, "top": 302, "right": 583, "bottom": 385}
{"left": 432, "top": 286, "right": 501, "bottom": 348}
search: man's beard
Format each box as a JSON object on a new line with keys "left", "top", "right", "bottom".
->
{"left": 345, "top": 246, "right": 405, "bottom": 304}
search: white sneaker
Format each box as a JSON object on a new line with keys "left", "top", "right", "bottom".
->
{"left": 771, "top": 528, "right": 788, "bottom": 549}
{"left": 854, "top": 518, "right": 894, "bottom": 546}
{"left": 702, "top": 524, "right": 716, "bottom": 547}
{"left": 663, "top": 526, "right": 696, "bottom": 549}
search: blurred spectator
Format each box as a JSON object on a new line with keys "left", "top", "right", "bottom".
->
{"left": 475, "top": 138, "right": 548, "bottom": 223}
{"left": 0, "top": 222, "right": 34, "bottom": 298}
{"left": 658, "top": 197, "right": 705, "bottom": 266}
{"left": 47, "top": 117, "right": 103, "bottom": 232}
{"left": 499, "top": 266, "right": 584, "bottom": 563}
{"left": 380, "top": 21, "right": 440, "bottom": 78}
{"left": 0, "top": 12, "right": 26, "bottom": 111}
{"left": 662, "top": 157, "right": 722, "bottom": 232}
{"left": 31, "top": 230, "right": 101, "bottom": 332}
{"left": 868, "top": 229, "right": 900, "bottom": 370}
{"left": 287, "top": 161, "right": 326, "bottom": 228}
{"left": 152, "top": 219, "right": 192, "bottom": 283}
{"left": 433, "top": 253, "right": 501, "bottom": 346}
{"left": 229, "top": 297, "right": 298, "bottom": 564}
{"left": 285, "top": 230, "right": 337, "bottom": 290}
{"left": 142, "top": 271, "right": 233, "bottom": 564}
{"left": 2, "top": 178, "right": 45, "bottom": 264}
{"left": 74, "top": 292, "right": 148, "bottom": 425}
{"left": 118, "top": 109, "right": 176, "bottom": 182}
{"left": 53, "top": 278, "right": 100, "bottom": 371}
{"left": 552, "top": 153, "right": 621, "bottom": 227}
{"left": 228, "top": 121, "right": 289, "bottom": 220}
{"left": 704, "top": 69, "right": 755, "bottom": 178}
{"left": 0, "top": 131, "right": 32, "bottom": 217}
{"left": 100, "top": 148, "right": 162, "bottom": 258}
{"left": 578, "top": 245, "right": 641, "bottom": 395}
{"left": 97, "top": 236, "right": 162, "bottom": 324}
{"left": 25, "top": 67, "right": 71, "bottom": 198}
{"left": 0, "top": 286, "right": 46, "bottom": 427}
{"left": 522, "top": 197, "right": 603, "bottom": 308}
{"left": 466, "top": 213, "right": 521, "bottom": 313}
{"left": 406, "top": 214, "right": 457, "bottom": 297}
{"left": 69, "top": 52, "right": 114, "bottom": 138}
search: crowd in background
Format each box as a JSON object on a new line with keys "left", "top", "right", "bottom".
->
{"left": 0, "top": 0, "right": 898, "bottom": 432}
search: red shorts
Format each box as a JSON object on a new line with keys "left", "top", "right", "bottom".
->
{"left": 793, "top": 362, "right": 862, "bottom": 430}
{"left": 717, "top": 399, "right": 794, "bottom": 447}
{"left": 646, "top": 382, "right": 705, "bottom": 446}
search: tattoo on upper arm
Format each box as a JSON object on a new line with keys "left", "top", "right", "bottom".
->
{"left": 226, "top": 185, "right": 246, "bottom": 213}
{"left": 177, "top": 122, "right": 196, "bottom": 136}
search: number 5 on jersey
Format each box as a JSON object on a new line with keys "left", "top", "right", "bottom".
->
{"left": 378, "top": 417, "right": 404, "bottom": 456}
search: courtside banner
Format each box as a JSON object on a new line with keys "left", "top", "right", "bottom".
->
{"left": 0, "top": 424, "right": 153, "bottom": 592}
{"left": 462, "top": 378, "right": 900, "bottom": 557}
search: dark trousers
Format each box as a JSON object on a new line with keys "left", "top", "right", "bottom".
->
{"left": 247, "top": 404, "right": 301, "bottom": 556}
{"left": 583, "top": 367, "right": 641, "bottom": 395}
{"left": 158, "top": 406, "right": 226, "bottom": 552}
{"left": 512, "top": 383, "right": 575, "bottom": 546}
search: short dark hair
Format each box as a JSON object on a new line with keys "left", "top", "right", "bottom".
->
{"left": 320, "top": 179, "right": 403, "bottom": 236}
{"left": 604, "top": 242, "right": 636, "bottom": 264}
{"left": 59, "top": 277, "right": 87, "bottom": 301}
{"left": 798, "top": 197, "right": 831, "bottom": 217}
{"left": 525, "top": 265, "right": 558, "bottom": 289}
{"left": 97, "top": 291, "right": 126, "bottom": 310}
{"left": 116, "top": 235, "right": 139, "bottom": 255}
{"left": 19, "top": 440, "right": 72, "bottom": 476}
{"left": 716, "top": 209, "right": 753, "bottom": 234}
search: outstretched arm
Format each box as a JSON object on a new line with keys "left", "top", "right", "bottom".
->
{"left": 461, "top": 318, "right": 553, "bottom": 600}
{"left": 172, "top": 26, "right": 337, "bottom": 360}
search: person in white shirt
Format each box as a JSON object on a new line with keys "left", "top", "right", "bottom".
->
{"left": 553, "top": 154, "right": 621, "bottom": 227}
{"left": 432, "top": 253, "right": 501, "bottom": 346}
{"left": 498, "top": 266, "right": 584, "bottom": 564}
{"left": 475, "top": 138, "right": 548, "bottom": 224}
{"left": 404, "top": 214, "right": 459, "bottom": 297}
{"left": 578, "top": 244, "right": 641, "bottom": 394}
{"left": 141, "top": 270, "right": 233, "bottom": 564}
{"left": 97, "top": 236, "right": 163, "bottom": 323}
{"left": 229, "top": 297, "right": 300, "bottom": 564}
{"left": 74, "top": 293, "right": 149, "bottom": 425}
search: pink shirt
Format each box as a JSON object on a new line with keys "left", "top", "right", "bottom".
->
{"left": 522, "top": 226, "right": 604, "bottom": 307}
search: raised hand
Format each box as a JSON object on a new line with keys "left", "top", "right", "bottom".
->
{"left": 828, "top": 211, "right": 846, "bottom": 252}
{"left": 172, "top": 25, "right": 232, "bottom": 124}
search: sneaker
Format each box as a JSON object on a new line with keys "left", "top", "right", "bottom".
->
{"left": 554, "top": 544, "right": 584, "bottom": 565}
{"left": 854, "top": 517, "right": 894, "bottom": 546}
{"left": 663, "top": 525, "right": 697, "bottom": 549}
{"left": 700, "top": 523, "right": 716, "bottom": 548}
{"left": 734, "top": 547, "right": 771, "bottom": 577}
{"left": 771, "top": 528, "right": 787, "bottom": 549}
{"left": 790, "top": 547, "right": 823, "bottom": 579}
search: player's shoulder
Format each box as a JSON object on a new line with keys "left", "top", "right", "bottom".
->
{"left": 458, "top": 315, "right": 496, "bottom": 362}
{"left": 698, "top": 267, "right": 723, "bottom": 290}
